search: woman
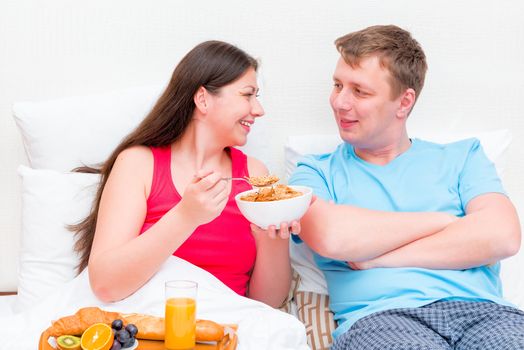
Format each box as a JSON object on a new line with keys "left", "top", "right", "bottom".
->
{"left": 72, "top": 41, "right": 297, "bottom": 307}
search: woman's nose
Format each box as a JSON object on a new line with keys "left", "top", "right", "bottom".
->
{"left": 251, "top": 98, "right": 265, "bottom": 117}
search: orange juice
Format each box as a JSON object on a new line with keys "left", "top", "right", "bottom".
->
{"left": 165, "top": 297, "right": 196, "bottom": 350}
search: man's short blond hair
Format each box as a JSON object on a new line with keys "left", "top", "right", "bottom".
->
{"left": 335, "top": 25, "right": 428, "bottom": 102}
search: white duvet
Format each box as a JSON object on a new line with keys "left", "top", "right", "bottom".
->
{"left": 0, "top": 256, "right": 308, "bottom": 350}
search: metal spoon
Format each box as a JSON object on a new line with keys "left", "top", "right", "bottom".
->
{"left": 222, "top": 175, "right": 279, "bottom": 187}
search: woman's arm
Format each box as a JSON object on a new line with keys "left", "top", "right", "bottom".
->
{"left": 243, "top": 157, "right": 293, "bottom": 307}
{"left": 88, "top": 146, "right": 228, "bottom": 302}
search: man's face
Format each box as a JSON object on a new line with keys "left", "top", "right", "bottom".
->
{"left": 329, "top": 56, "right": 404, "bottom": 150}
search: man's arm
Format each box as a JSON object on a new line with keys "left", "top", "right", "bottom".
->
{"left": 349, "top": 193, "right": 521, "bottom": 270}
{"left": 299, "top": 198, "right": 456, "bottom": 261}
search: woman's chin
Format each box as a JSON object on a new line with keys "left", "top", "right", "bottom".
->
{"left": 232, "top": 136, "right": 248, "bottom": 147}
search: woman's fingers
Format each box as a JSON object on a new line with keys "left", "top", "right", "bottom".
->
{"left": 278, "top": 222, "right": 290, "bottom": 239}
{"left": 250, "top": 222, "right": 299, "bottom": 240}
{"left": 290, "top": 220, "right": 301, "bottom": 235}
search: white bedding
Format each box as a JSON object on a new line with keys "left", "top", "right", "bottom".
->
{"left": 0, "top": 295, "right": 16, "bottom": 318}
{"left": 0, "top": 256, "right": 308, "bottom": 350}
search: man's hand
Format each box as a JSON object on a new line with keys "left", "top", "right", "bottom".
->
{"left": 348, "top": 259, "right": 377, "bottom": 270}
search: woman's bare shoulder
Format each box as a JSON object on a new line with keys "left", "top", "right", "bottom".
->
{"left": 115, "top": 145, "right": 152, "bottom": 165}
{"left": 111, "top": 145, "right": 154, "bottom": 189}
{"left": 247, "top": 156, "right": 269, "bottom": 177}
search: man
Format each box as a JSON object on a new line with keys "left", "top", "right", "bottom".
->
{"left": 290, "top": 25, "right": 523, "bottom": 349}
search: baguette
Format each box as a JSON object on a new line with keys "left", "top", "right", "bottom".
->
{"left": 122, "top": 314, "right": 225, "bottom": 341}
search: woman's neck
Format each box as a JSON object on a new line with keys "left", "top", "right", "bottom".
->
{"left": 172, "top": 121, "right": 229, "bottom": 173}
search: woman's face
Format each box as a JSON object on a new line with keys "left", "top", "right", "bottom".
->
{"left": 206, "top": 68, "right": 264, "bottom": 146}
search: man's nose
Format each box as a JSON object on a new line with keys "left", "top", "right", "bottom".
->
{"left": 332, "top": 91, "right": 353, "bottom": 111}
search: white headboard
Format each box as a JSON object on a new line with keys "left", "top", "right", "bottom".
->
{"left": 1, "top": 1, "right": 524, "bottom": 292}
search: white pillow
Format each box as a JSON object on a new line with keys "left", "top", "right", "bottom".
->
{"left": 15, "top": 165, "right": 100, "bottom": 312}
{"left": 286, "top": 129, "right": 512, "bottom": 295}
{"left": 285, "top": 129, "right": 511, "bottom": 179}
{"left": 13, "top": 85, "right": 162, "bottom": 171}
{"left": 12, "top": 84, "right": 271, "bottom": 173}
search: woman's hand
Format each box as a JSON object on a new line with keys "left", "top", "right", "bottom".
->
{"left": 248, "top": 194, "right": 313, "bottom": 240}
{"left": 250, "top": 220, "right": 301, "bottom": 240}
{"left": 177, "top": 170, "right": 229, "bottom": 226}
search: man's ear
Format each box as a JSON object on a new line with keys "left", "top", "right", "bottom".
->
{"left": 194, "top": 86, "right": 208, "bottom": 115}
{"left": 397, "top": 88, "right": 416, "bottom": 119}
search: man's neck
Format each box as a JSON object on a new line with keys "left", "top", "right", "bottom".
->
{"left": 354, "top": 136, "right": 412, "bottom": 166}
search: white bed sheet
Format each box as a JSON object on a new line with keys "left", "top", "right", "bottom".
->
{"left": 0, "top": 256, "right": 308, "bottom": 350}
{"left": 0, "top": 295, "right": 16, "bottom": 318}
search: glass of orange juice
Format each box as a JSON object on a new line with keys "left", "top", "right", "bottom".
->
{"left": 165, "top": 280, "right": 197, "bottom": 350}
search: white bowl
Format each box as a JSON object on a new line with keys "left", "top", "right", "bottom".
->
{"left": 234, "top": 185, "right": 313, "bottom": 229}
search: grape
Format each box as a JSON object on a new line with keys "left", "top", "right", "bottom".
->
{"left": 110, "top": 339, "right": 122, "bottom": 350}
{"left": 121, "top": 338, "right": 135, "bottom": 349}
{"left": 112, "top": 319, "right": 123, "bottom": 331}
{"left": 116, "top": 329, "right": 131, "bottom": 344}
{"left": 125, "top": 324, "right": 138, "bottom": 337}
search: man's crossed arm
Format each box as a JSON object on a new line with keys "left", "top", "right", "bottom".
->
{"left": 299, "top": 193, "right": 520, "bottom": 270}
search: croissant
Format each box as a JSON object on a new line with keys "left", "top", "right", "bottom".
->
{"left": 47, "top": 307, "right": 121, "bottom": 337}
{"left": 39, "top": 307, "right": 237, "bottom": 350}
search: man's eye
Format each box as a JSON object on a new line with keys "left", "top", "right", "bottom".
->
{"left": 333, "top": 83, "right": 342, "bottom": 89}
{"left": 354, "top": 88, "right": 366, "bottom": 96}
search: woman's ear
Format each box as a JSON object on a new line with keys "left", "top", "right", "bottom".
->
{"left": 397, "top": 88, "right": 416, "bottom": 119}
{"left": 194, "top": 86, "right": 208, "bottom": 115}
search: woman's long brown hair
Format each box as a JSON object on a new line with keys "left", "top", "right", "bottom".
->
{"left": 71, "top": 41, "right": 258, "bottom": 273}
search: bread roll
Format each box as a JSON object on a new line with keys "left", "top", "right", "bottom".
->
{"left": 122, "top": 314, "right": 225, "bottom": 341}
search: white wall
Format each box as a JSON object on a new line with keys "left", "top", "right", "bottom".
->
{"left": 1, "top": 0, "right": 523, "bottom": 291}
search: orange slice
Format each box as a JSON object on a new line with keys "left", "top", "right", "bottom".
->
{"left": 80, "top": 323, "right": 113, "bottom": 350}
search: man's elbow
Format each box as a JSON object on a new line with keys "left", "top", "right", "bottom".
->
{"left": 500, "top": 225, "right": 521, "bottom": 258}
{"left": 494, "top": 220, "right": 521, "bottom": 259}
{"left": 308, "top": 232, "right": 365, "bottom": 261}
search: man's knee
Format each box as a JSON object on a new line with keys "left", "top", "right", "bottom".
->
{"left": 332, "top": 328, "right": 450, "bottom": 350}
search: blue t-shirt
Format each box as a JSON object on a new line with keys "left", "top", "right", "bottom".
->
{"left": 289, "top": 138, "right": 512, "bottom": 338}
